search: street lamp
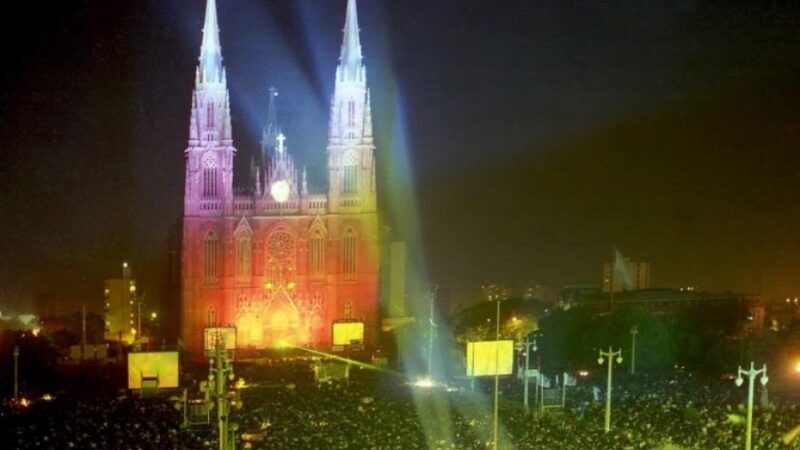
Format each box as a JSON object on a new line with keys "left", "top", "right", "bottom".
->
{"left": 630, "top": 326, "right": 638, "bottom": 375}
{"left": 522, "top": 332, "right": 537, "bottom": 411}
{"left": 428, "top": 286, "right": 438, "bottom": 378}
{"left": 597, "top": 346, "right": 623, "bottom": 432}
{"left": 735, "top": 362, "right": 768, "bottom": 450}
{"left": 492, "top": 299, "right": 501, "bottom": 450}
{"left": 208, "top": 334, "right": 240, "bottom": 450}
{"left": 13, "top": 344, "right": 19, "bottom": 400}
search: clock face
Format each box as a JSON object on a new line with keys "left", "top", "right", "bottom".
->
{"left": 270, "top": 180, "right": 290, "bottom": 203}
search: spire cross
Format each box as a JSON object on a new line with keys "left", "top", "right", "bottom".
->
{"left": 268, "top": 86, "right": 278, "bottom": 98}
{"left": 277, "top": 133, "right": 286, "bottom": 153}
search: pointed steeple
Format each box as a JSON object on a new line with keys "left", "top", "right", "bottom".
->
{"left": 199, "top": 0, "right": 224, "bottom": 85}
{"left": 326, "top": 0, "right": 375, "bottom": 213}
{"left": 261, "top": 87, "right": 279, "bottom": 157}
{"left": 338, "top": 0, "right": 364, "bottom": 82}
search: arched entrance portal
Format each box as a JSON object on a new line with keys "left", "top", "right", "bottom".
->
{"left": 262, "top": 286, "right": 309, "bottom": 348}
{"left": 235, "top": 309, "right": 263, "bottom": 348}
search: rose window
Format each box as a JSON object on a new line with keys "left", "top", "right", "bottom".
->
{"left": 268, "top": 232, "right": 294, "bottom": 259}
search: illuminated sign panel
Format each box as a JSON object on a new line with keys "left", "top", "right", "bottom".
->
{"left": 204, "top": 327, "right": 237, "bottom": 351}
{"left": 127, "top": 351, "right": 179, "bottom": 389}
{"left": 332, "top": 322, "right": 364, "bottom": 346}
{"left": 466, "top": 340, "right": 514, "bottom": 377}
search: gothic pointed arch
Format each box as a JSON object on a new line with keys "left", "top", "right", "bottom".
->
{"left": 201, "top": 152, "right": 219, "bottom": 198}
{"left": 204, "top": 230, "right": 220, "bottom": 285}
{"left": 342, "top": 148, "right": 359, "bottom": 194}
{"left": 309, "top": 216, "right": 327, "bottom": 281}
{"left": 264, "top": 226, "right": 297, "bottom": 288}
{"left": 234, "top": 216, "right": 254, "bottom": 235}
{"left": 308, "top": 215, "right": 327, "bottom": 237}
{"left": 207, "top": 305, "right": 217, "bottom": 327}
{"left": 342, "top": 227, "right": 357, "bottom": 281}
{"left": 234, "top": 223, "right": 253, "bottom": 283}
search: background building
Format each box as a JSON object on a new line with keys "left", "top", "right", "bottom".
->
{"left": 524, "top": 283, "right": 558, "bottom": 304}
{"left": 181, "top": 0, "right": 379, "bottom": 356}
{"left": 104, "top": 262, "right": 137, "bottom": 344}
{"left": 603, "top": 258, "right": 650, "bottom": 292}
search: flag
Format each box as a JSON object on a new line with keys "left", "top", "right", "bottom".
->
{"left": 782, "top": 423, "right": 800, "bottom": 444}
{"left": 538, "top": 374, "right": 551, "bottom": 388}
{"left": 563, "top": 372, "right": 577, "bottom": 387}
{"left": 726, "top": 414, "right": 745, "bottom": 425}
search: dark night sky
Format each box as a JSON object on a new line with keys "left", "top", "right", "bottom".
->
{"left": 0, "top": 0, "right": 799, "bottom": 314}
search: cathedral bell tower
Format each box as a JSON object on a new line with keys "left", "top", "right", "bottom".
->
{"left": 327, "top": 0, "right": 376, "bottom": 214}
{"left": 185, "top": 0, "right": 236, "bottom": 216}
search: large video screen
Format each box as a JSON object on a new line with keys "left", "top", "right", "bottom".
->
{"left": 314, "top": 361, "right": 350, "bottom": 383}
{"left": 127, "top": 351, "right": 179, "bottom": 389}
{"left": 204, "top": 327, "right": 237, "bottom": 351}
{"left": 466, "top": 340, "right": 514, "bottom": 377}
{"left": 332, "top": 322, "right": 364, "bottom": 346}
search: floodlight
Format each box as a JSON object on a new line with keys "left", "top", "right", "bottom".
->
{"left": 598, "top": 357, "right": 604, "bottom": 365}
{"left": 735, "top": 376, "right": 744, "bottom": 387}
{"left": 761, "top": 375, "right": 769, "bottom": 386}
{"left": 616, "top": 356, "right": 623, "bottom": 364}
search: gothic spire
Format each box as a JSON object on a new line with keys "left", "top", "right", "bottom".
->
{"left": 261, "top": 87, "right": 279, "bottom": 157}
{"left": 339, "top": 0, "right": 363, "bottom": 81}
{"left": 199, "top": 0, "right": 224, "bottom": 85}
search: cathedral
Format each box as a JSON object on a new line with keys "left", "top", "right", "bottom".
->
{"left": 181, "top": 0, "right": 379, "bottom": 356}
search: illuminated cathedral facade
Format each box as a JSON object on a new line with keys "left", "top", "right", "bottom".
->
{"left": 181, "top": 0, "right": 379, "bottom": 356}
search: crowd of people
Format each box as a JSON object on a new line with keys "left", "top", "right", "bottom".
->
{"left": 4, "top": 360, "right": 800, "bottom": 449}
{"left": 0, "top": 395, "right": 213, "bottom": 449}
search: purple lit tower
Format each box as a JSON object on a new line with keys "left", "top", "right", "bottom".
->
{"left": 181, "top": 0, "right": 379, "bottom": 357}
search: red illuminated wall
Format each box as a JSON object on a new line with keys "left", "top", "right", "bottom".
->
{"left": 181, "top": 213, "right": 379, "bottom": 356}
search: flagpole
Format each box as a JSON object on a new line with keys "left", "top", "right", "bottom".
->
{"left": 539, "top": 358, "right": 544, "bottom": 413}
{"left": 492, "top": 299, "right": 501, "bottom": 450}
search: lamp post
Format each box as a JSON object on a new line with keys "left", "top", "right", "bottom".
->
{"left": 428, "top": 286, "right": 438, "bottom": 378}
{"left": 208, "top": 333, "right": 240, "bottom": 450}
{"left": 630, "top": 326, "right": 638, "bottom": 375}
{"left": 735, "top": 362, "right": 768, "bottom": 450}
{"left": 128, "top": 282, "right": 138, "bottom": 345}
{"left": 597, "top": 346, "right": 622, "bottom": 433}
{"left": 13, "top": 344, "right": 19, "bottom": 400}
{"left": 171, "top": 388, "right": 189, "bottom": 428}
{"left": 81, "top": 303, "right": 87, "bottom": 362}
{"left": 522, "top": 333, "right": 538, "bottom": 411}
{"left": 492, "top": 299, "right": 501, "bottom": 450}
{"left": 137, "top": 295, "right": 143, "bottom": 341}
